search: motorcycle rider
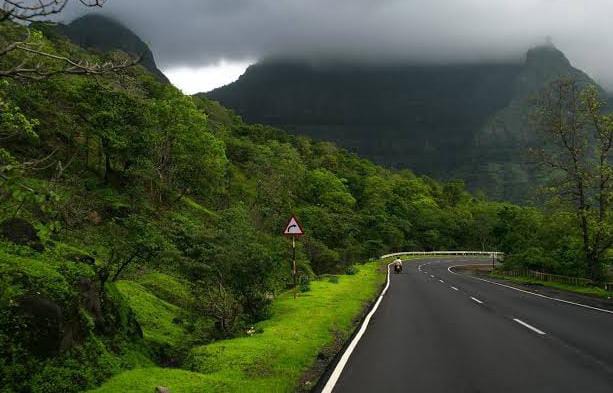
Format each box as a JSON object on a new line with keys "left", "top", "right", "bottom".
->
{"left": 393, "top": 257, "right": 403, "bottom": 273}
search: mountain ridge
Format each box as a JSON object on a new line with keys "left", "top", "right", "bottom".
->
{"left": 205, "top": 45, "right": 598, "bottom": 201}
{"left": 47, "top": 14, "right": 169, "bottom": 83}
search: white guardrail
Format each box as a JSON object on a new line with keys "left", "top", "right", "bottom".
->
{"left": 381, "top": 251, "right": 504, "bottom": 259}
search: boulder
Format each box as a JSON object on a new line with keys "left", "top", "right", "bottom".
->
{"left": 78, "top": 278, "right": 105, "bottom": 327}
{"left": 0, "top": 218, "right": 44, "bottom": 251}
{"left": 155, "top": 387, "right": 171, "bottom": 393}
{"left": 16, "top": 296, "right": 63, "bottom": 357}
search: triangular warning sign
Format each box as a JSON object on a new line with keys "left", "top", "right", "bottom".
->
{"left": 283, "top": 215, "right": 304, "bottom": 236}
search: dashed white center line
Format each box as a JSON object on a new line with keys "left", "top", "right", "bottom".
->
{"left": 451, "top": 286, "right": 459, "bottom": 291}
{"left": 430, "top": 275, "right": 435, "bottom": 278}
{"left": 439, "top": 279, "right": 445, "bottom": 283}
{"left": 470, "top": 297, "right": 484, "bottom": 304}
{"left": 513, "top": 318, "right": 546, "bottom": 335}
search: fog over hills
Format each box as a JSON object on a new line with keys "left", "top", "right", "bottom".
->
{"left": 206, "top": 45, "right": 596, "bottom": 201}
{"left": 49, "top": 13, "right": 603, "bottom": 201}
{"left": 60, "top": 0, "right": 613, "bottom": 92}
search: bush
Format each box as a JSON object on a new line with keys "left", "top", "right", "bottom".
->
{"left": 328, "top": 275, "right": 340, "bottom": 284}
{"left": 345, "top": 265, "right": 358, "bottom": 275}
{"left": 299, "top": 275, "right": 311, "bottom": 292}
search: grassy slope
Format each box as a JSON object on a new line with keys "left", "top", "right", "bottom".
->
{"left": 491, "top": 273, "right": 613, "bottom": 299}
{"left": 93, "top": 260, "right": 385, "bottom": 393}
{"left": 115, "top": 281, "right": 187, "bottom": 349}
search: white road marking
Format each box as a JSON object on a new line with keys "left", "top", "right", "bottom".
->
{"left": 447, "top": 265, "right": 613, "bottom": 315}
{"left": 513, "top": 318, "right": 546, "bottom": 335}
{"left": 439, "top": 279, "right": 445, "bottom": 283}
{"left": 471, "top": 297, "right": 484, "bottom": 304}
{"left": 451, "top": 286, "right": 459, "bottom": 291}
{"left": 321, "top": 262, "right": 395, "bottom": 392}
{"left": 430, "top": 275, "right": 435, "bottom": 278}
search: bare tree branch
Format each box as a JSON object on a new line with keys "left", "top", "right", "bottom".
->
{"left": 1, "top": 1, "right": 105, "bottom": 22}
{"left": 0, "top": 0, "right": 141, "bottom": 79}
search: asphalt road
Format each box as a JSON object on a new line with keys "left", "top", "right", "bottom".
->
{"left": 330, "top": 257, "right": 613, "bottom": 393}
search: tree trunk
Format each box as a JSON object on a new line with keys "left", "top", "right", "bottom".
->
{"left": 104, "top": 154, "right": 111, "bottom": 184}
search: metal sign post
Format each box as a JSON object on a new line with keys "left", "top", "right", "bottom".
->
{"left": 283, "top": 215, "right": 304, "bottom": 298}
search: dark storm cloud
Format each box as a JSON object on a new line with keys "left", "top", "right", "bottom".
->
{"left": 63, "top": 0, "right": 613, "bottom": 89}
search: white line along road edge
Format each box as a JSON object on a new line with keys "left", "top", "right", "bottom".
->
{"left": 320, "top": 262, "right": 394, "bottom": 393}
{"left": 447, "top": 265, "right": 613, "bottom": 315}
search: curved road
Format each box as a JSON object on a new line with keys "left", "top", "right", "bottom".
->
{"left": 328, "top": 257, "right": 613, "bottom": 393}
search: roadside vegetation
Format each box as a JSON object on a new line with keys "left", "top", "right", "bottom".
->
{"left": 94, "top": 261, "right": 385, "bottom": 393}
{"left": 0, "top": 4, "right": 611, "bottom": 393}
{"left": 490, "top": 272, "right": 613, "bottom": 299}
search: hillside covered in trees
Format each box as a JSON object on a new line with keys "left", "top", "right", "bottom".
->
{"left": 206, "top": 45, "right": 597, "bottom": 202}
{"left": 0, "top": 13, "right": 610, "bottom": 393}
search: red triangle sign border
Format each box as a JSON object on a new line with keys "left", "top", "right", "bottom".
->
{"left": 283, "top": 215, "right": 304, "bottom": 236}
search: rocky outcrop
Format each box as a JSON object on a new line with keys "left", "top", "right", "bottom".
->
{"left": 0, "top": 218, "right": 44, "bottom": 251}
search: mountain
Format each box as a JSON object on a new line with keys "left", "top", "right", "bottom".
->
{"left": 205, "top": 45, "right": 596, "bottom": 201}
{"left": 50, "top": 14, "right": 169, "bottom": 83}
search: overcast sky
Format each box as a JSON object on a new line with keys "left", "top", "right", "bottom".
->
{"left": 63, "top": 0, "right": 613, "bottom": 94}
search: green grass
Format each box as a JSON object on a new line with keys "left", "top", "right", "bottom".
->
{"left": 491, "top": 273, "right": 613, "bottom": 299}
{"left": 93, "top": 260, "right": 386, "bottom": 393}
{"left": 115, "top": 281, "right": 187, "bottom": 348}
{"left": 182, "top": 196, "right": 219, "bottom": 218}
{"left": 136, "top": 272, "right": 193, "bottom": 309}
{"left": 0, "top": 245, "right": 94, "bottom": 302}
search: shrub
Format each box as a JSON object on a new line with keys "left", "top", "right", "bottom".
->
{"left": 345, "top": 265, "right": 358, "bottom": 275}
{"left": 299, "top": 275, "right": 311, "bottom": 292}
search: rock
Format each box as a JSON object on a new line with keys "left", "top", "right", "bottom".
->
{"left": 16, "top": 296, "right": 63, "bottom": 357}
{"left": 155, "top": 387, "right": 171, "bottom": 393}
{"left": 87, "top": 210, "right": 102, "bottom": 225}
{"left": 59, "top": 318, "right": 86, "bottom": 352}
{"left": 0, "top": 218, "right": 44, "bottom": 251}
{"left": 78, "top": 278, "right": 105, "bottom": 328}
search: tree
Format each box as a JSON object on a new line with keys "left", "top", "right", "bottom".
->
{"left": 532, "top": 79, "right": 613, "bottom": 280}
{"left": 0, "top": 0, "right": 138, "bottom": 79}
{"left": 103, "top": 215, "right": 167, "bottom": 282}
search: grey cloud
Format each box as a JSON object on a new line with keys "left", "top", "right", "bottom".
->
{"left": 63, "top": 0, "right": 613, "bottom": 89}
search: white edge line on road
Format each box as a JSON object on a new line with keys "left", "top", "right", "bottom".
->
{"left": 513, "top": 318, "right": 546, "bottom": 335}
{"left": 470, "top": 296, "right": 484, "bottom": 304}
{"left": 451, "top": 286, "right": 459, "bottom": 291}
{"left": 447, "top": 265, "right": 613, "bottom": 315}
{"left": 321, "top": 262, "right": 394, "bottom": 393}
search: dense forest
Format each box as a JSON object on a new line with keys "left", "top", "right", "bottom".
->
{"left": 0, "top": 12, "right": 611, "bottom": 393}
{"left": 206, "top": 45, "right": 597, "bottom": 202}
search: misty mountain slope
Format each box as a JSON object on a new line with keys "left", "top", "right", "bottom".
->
{"left": 206, "top": 61, "right": 523, "bottom": 173}
{"left": 205, "top": 45, "right": 598, "bottom": 201}
{"left": 47, "top": 14, "right": 169, "bottom": 83}
{"left": 467, "top": 45, "right": 597, "bottom": 200}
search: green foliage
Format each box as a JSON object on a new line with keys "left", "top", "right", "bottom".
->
{"left": 2, "top": 17, "right": 608, "bottom": 393}
{"left": 95, "top": 261, "right": 385, "bottom": 393}
{"left": 298, "top": 275, "right": 311, "bottom": 292}
{"left": 0, "top": 245, "right": 147, "bottom": 393}
{"left": 345, "top": 265, "right": 357, "bottom": 275}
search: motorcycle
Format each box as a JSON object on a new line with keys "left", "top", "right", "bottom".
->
{"left": 394, "top": 264, "right": 403, "bottom": 274}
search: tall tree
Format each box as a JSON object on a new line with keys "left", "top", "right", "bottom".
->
{"left": 532, "top": 79, "right": 613, "bottom": 280}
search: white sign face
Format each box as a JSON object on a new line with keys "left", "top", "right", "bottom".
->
{"left": 283, "top": 216, "right": 304, "bottom": 236}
